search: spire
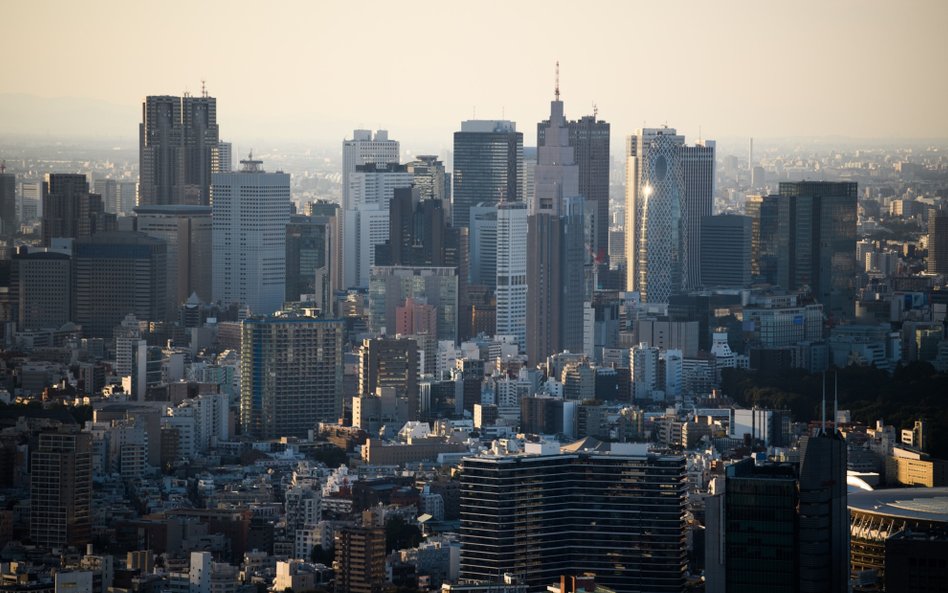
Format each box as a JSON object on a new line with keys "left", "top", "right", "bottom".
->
{"left": 554, "top": 60, "right": 560, "bottom": 101}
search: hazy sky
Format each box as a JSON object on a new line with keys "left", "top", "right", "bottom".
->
{"left": 4, "top": 0, "right": 948, "bottom": 152}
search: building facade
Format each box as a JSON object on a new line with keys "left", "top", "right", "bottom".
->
{"left": 240, "top": 313, "right": 344, "bottom": 439}
{"left": 135, "top": 204, "right": 213, "bottom": 308}
{"left": 452, "top": 120, "right": 523, "bottom": 229}
{"left": 211, "top": 157, "right": 290, "bottom": 315}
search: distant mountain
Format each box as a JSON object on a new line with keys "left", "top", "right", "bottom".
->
{"left": 0, "top": 93, "right": 138, "bottom": 139}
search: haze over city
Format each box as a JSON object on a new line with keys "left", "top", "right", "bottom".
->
{"left": 3, "top": 0, "right": 948, "bottom": 149}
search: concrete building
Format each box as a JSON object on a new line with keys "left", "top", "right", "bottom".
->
{"left": 495, "top": 201, "right": 528, "bottom": 350}
{"left": 0, "top": 171, "right": 15, "bottom": 239}
{"left": 42, "top": 174, "right": 115, "bottom": 247}
{"left": 460, "top": 441, "right": 687, "bottom": 593}
{"left": 700, "top": 214, "right": 752, "bottom": 288}
{"left": 72, "top": 232, "right": 167, "bottom": 338}
{"left": 139, "top": 94, "right": 219, "bottom": 206}
{"left": 30, "top": 429, "right": 93, "bottom": 548}
{"left": 211, "top": 156, "right": 290, "bottom": 315}
{"left": 13, "top": 250, "right": 71, "bottom": 330}
{"left": 928, "top": 209, "right": 948, "bottom": 275}
{"left": 368, "top": 266, "right": 458, "bottom": 342}
{"left": 135, "top": 205, "right": 212, "bottom": 307}
{"left": 358, "top": 337, "right": 420, "bottom": 422}
{"left": 342, "top": 130, "right": 399, "bottom": 211}
{"left": 240, "top": 312, "right": 344, "bottom": 438}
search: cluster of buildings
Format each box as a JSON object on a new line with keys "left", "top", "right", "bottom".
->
{"left": 0, "top": 78, "right": 946, "bottom": 593}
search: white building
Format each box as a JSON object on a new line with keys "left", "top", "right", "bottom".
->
{"left": 211, "top": 156, "right": 290, "bottom": 315}
{"left": 342, "top": 130, "right": 399, "bottom": 211}
{"left": 494, "top": 201, "right": 528, "bottom": 350}
{"left": 631, "top": 342, "right": 660, "bottom": 400}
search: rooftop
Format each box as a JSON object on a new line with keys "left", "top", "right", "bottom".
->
{"left": 848, "top": 487, "right": 948, "bottom": 523}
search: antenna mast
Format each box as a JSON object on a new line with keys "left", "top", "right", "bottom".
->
{"left": 554, "top": 61, "right": 560, "bottom": 101}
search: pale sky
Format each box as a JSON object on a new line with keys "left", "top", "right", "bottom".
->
{"left": 3, "top": 0, "right": 948, "bottom": 151}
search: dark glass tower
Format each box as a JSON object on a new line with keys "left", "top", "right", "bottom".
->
{"left": 746, "top": 194, "right": 780, "bottom": 284}
{"left": 41, "top": 174, "right": 116, "bottom": 247}
{"left": 452, "top": 120, "right": 522, "bottom": 229}
{"left": 0, "top": 171, "right": 15, "bottom": 239}
{"left": 700, "top": 214, "right": 752, "bottom": 287}
{"left": 776, "top": 182, "right": 857, "bottom": 319}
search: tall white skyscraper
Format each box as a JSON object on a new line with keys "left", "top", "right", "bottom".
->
{"left": 342, "top": 130, "right": 399, "bottom": 210}
{"left": 625, "top": 128, "right": 714, "bottom": 302}
{"left": 342, "top": 164, "right": 414, "bottom": 288}
{"left": 495, "top": 200, "right": 528, "bottom": 350}
{"left": 211, "top": 156, "right": 290, "bottom": 315}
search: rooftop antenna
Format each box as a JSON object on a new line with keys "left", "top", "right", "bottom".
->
{"left": 201, "top": 79, "right": 207, "bottom": 98}
{"left": 593, "top": 102, "right": 598, "bottom": 119}
{"left": 554, "top": 60, "right": 560, "bottom": 101}
{"left": 821, "top": 371, "right": 827, "bottom": 435}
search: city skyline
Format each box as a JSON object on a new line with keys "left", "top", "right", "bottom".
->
{"left": 3, "top": 0, "right": 948, "bottom": 150}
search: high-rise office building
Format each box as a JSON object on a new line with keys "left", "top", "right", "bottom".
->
{"left": 797, "top": 429, "right": 848, "bottom": 593}
{"left": 705, "top": 459, "right": 800, "bottom": 593}
{"left": 41, "top": 174, "right": 116, "bottom": 247}
{"left": 211, "top": 156, "right": 290, "bottom": 315}
{"left": 342, "top": 130, "right": 399, "bottom": 208}
{"left": 94, "top": 178, "right": 119, "bottom": 214}
{"left": 527, "top": 90, "right": 586, "bottom": 364}
{"left": 375, "top": 191, "right": 460, "bottom": 269}
{"left": 135, "top": 205, "right": 212, "bottom": 310}
{"left": 746, "top": 194, "right": 780, "bottom": 284}
{"left": 1, "top": 171, "right": 17, "bottom": 239}
{"left": 495, "top": 201, "right": 528, "bottom": 349}
{"left": 928, "top": 209, "right": 948, "bottom": 274}
{"left": 13, "top": 250, "right": 71, "bottom": 330}
{"left": 460, "top": 442, "right": 687, "bottom": 593}
{"left": 452, "top": 120, "right": 523, "bottom": 229}
{"left": 625, "top": 129, "right": 714, "bottom": 301}
{"left": 343, "top": 164, "right": 413, "bottom": 289}
{"left": 358, "top": 336, "right": 420, "bottom": 421}
{"left": 286, "top": 211, "right": 336, "bottom": 311}
{"left": 72, "top": 231, "right": 167, "bottom": 338}
{"left": 776, "top": 182, "right": 857, "bottom": 319}
{"left": 211, "top": 141, "right": 232, "bottom": 173}
{"left": 30, "top": 429, "right": 93, "bottom": 548}
{"left": 406, "top": 155, "right": 448, "bottom": 202}
{"left": 368, "top": 266, "right": 458, "bottom": 342}
{"left": 705, "top": 426, "right": 848, "bottom": 593}
{"left": 240, "top": 312, "right": 344, "bottom": 439}
{"left": 700, "top": 214, "right": 752, "bottom": 287}
{"left": 538, "top": 113, "right": 610, "bottom": 263}
{"left": 139, "top": 93, "right": 220, "bottom": 206}
{"left": 468, "top": 204, "right": 497, "bottom": 287}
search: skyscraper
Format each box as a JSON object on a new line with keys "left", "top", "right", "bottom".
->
{"left": 135, "top": 205, "right": 213, "bottom": 308}
{"left": 406, "top": 155, "right": 448, "bottom": 202}
{"left": 0, "top": 170, "right": 17, "bottom": 239}
{"left": 527, "top": 87, "right": 586, "bottom": 364}
{"left": 334, "top": 511, "right": 387, "bottom": 593}
{"left": 460, "top": 442, "right": 687, "bottom": 593}
{"left": 72, "top": 232, "right": 167, "bottom": 338}
{"left": 746, "top": 194, "right": 780, "bottom": 284}
{"left": 41, "top": 174, "right": 115, "bottom": 247}
{"left": 342, "top": 129, "right": 399, "bottom": 211}
{"left": 538, "top": 113, "right": 610, "bottom": 263}
{"left": 240, "top": 311, "right": 344, "bottom": 438}
{"left": 358, "top": 336, "right": 420, "bottom": 421}
{"left": 30, "top": 429, "right": 93, "bottom": 548}
{"left": 625, "top": 129, "right": 714, "bottom": 301}
{"left": 495, "top": 201, "right": 528, "bottom": 349}
{"left": 286, "top": 210, "right": 336, "bottom": 310}
{"left": 368, "top": 266, "right": 457, "bottom": 342}
{"left": 776, "top": 182, "right": 857, "bottom": 319}
{"left": 700, "top": 214, "right": 752, "bottom": 287}
{"left": 139, "top": 93, "right": 220, "bottom": 206}
{"left": 342, "top": 163, "right": 413, "bottom": 288}
{"left": 928, "top": 209, "right": 948, "bottom": 274}
{"left": 94, "top": 178, "right": 119, "bottom": 214}
{"left": 211, "top": 156, "right": 291, "bottom": 315}
{"left": 13, "top": 250, "right": 71, "bottom": 331}
{"left": 452, "top": 120, "right": 523, "bottom": 229}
